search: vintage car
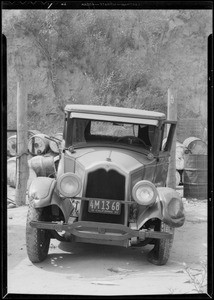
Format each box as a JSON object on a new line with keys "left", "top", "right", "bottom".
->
{"left": 26, "top": 105, "right": 185, "bottom": 265}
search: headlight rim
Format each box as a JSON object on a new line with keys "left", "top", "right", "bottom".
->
{"left": 132, "top": 180, "right": 157, "bottom": 206}
{"left": 57, "top": 172, "right": 82, "bottom": 198}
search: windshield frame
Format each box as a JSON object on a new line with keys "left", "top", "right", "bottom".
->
{"left": 65, "top": 114, "right": 163, "bottom": 155}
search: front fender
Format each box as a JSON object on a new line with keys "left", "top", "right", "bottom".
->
{"left": 28, "top": 177, "right": 56, "bottom": 207}
{"left": 28, "top": 177, "right": 73, "bottom": 222}
{"left": 136, "top": 201, "right": 162, "bottom": 229}
{"left": 157, "top": 187, "right": 185, "bottom": 227}
{"left": 136, "top": 187, "right": 185, "bottom": 229}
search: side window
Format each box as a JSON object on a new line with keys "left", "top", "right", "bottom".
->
{"left": 138, "top": 125, "right": 156, "bottom": 147}
{"left": 162, "top": 122, "right": 176, "bottom": 152}
{"left": 73, "top": 119, "right": 90, "bottom": 143}
{"left": 148, "top": 125, "right": 156, "bottom": 146}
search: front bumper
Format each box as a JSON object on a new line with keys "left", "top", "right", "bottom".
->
{"left": 30, "top": 220, "right": 173, "bottom": 243}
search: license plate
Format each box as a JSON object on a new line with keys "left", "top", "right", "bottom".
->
{"left": 88, "top": 199, "right": 121, "bottom": 215}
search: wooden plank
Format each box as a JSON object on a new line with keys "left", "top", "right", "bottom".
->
{"left": 166, "top": 88, "right": 177, "bottom": 189}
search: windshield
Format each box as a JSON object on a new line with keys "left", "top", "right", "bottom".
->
{"left": 66, "top": 118, "right": 156, "bottom": 151}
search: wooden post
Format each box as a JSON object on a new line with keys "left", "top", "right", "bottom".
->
{"left": 166, "top": 88, "right": 177, "bottom": 189}
{"left": 15, "top": 80, "right": 29, "bottom": 206}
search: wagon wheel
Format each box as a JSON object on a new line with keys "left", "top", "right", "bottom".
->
{"left": 147, "top": 220, "right": 174, "bottom": 266}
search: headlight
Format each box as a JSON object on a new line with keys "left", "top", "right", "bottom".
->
{"left": 167, "top": 197, "right": 183, "bottom": 218}
{"left": 132, "top": 180, "right": 157, "bottom": 206}
{"left": 57, "top": 172, "right": 82, "bottom": 197}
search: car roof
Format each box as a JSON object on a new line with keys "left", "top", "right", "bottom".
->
{"left": 65, "top": 104, "right": 166, "bottom": 120}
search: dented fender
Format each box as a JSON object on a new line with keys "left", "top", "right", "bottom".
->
{"left": 28, "top": 177, "right": 73, "bottom": 222}
{"left": 136, "top": 187, "right": 185, "bottom": 229}
{"left": 157, "top": 187, "right": 185, "bottom": 227}
{"left": 28, "top": 177, "right": 56, "bottom": 207}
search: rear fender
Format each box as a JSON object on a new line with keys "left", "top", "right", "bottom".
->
{"left": 28, "top": 177, "right": 73, "bottom": 222}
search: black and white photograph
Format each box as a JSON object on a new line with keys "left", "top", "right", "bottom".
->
{"left": 2, "top": 1, "right": 213, "bottom": 297}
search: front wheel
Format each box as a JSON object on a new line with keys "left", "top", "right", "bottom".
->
{"left": 26, "top": 204, "right": 51, "bottom": 263}
{"left": 147, "top": 220, "right": 174, "bottom": 265}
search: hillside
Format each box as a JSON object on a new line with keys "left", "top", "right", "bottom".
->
{"left": 2, "top": 9, "right": 212, "bottom": 141}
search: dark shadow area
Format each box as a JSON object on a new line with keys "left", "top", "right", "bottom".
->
{"left": 32, "top": 241, "right": 179, "bottom": 278}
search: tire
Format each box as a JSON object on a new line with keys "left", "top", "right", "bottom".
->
{"left": 147, "top": 220, "right": 174, "bottom": 266}
{"left": 26, "top": 204, "right": 51, "bottom": 263}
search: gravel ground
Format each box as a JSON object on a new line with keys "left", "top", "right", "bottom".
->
{"left": 6, "top": 185, "right": 208, "bottom": 296}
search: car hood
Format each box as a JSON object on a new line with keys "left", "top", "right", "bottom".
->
{"left": 69, "top": 147, "right": 155, "bottom": 174}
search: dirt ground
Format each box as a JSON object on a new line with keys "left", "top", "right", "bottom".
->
{"left": 6, "top": 185, "right": 208, "bottom": 296}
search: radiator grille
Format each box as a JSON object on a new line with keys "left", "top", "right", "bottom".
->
{"left": 81, "top": 169, "right": 125, "bottom": 224}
